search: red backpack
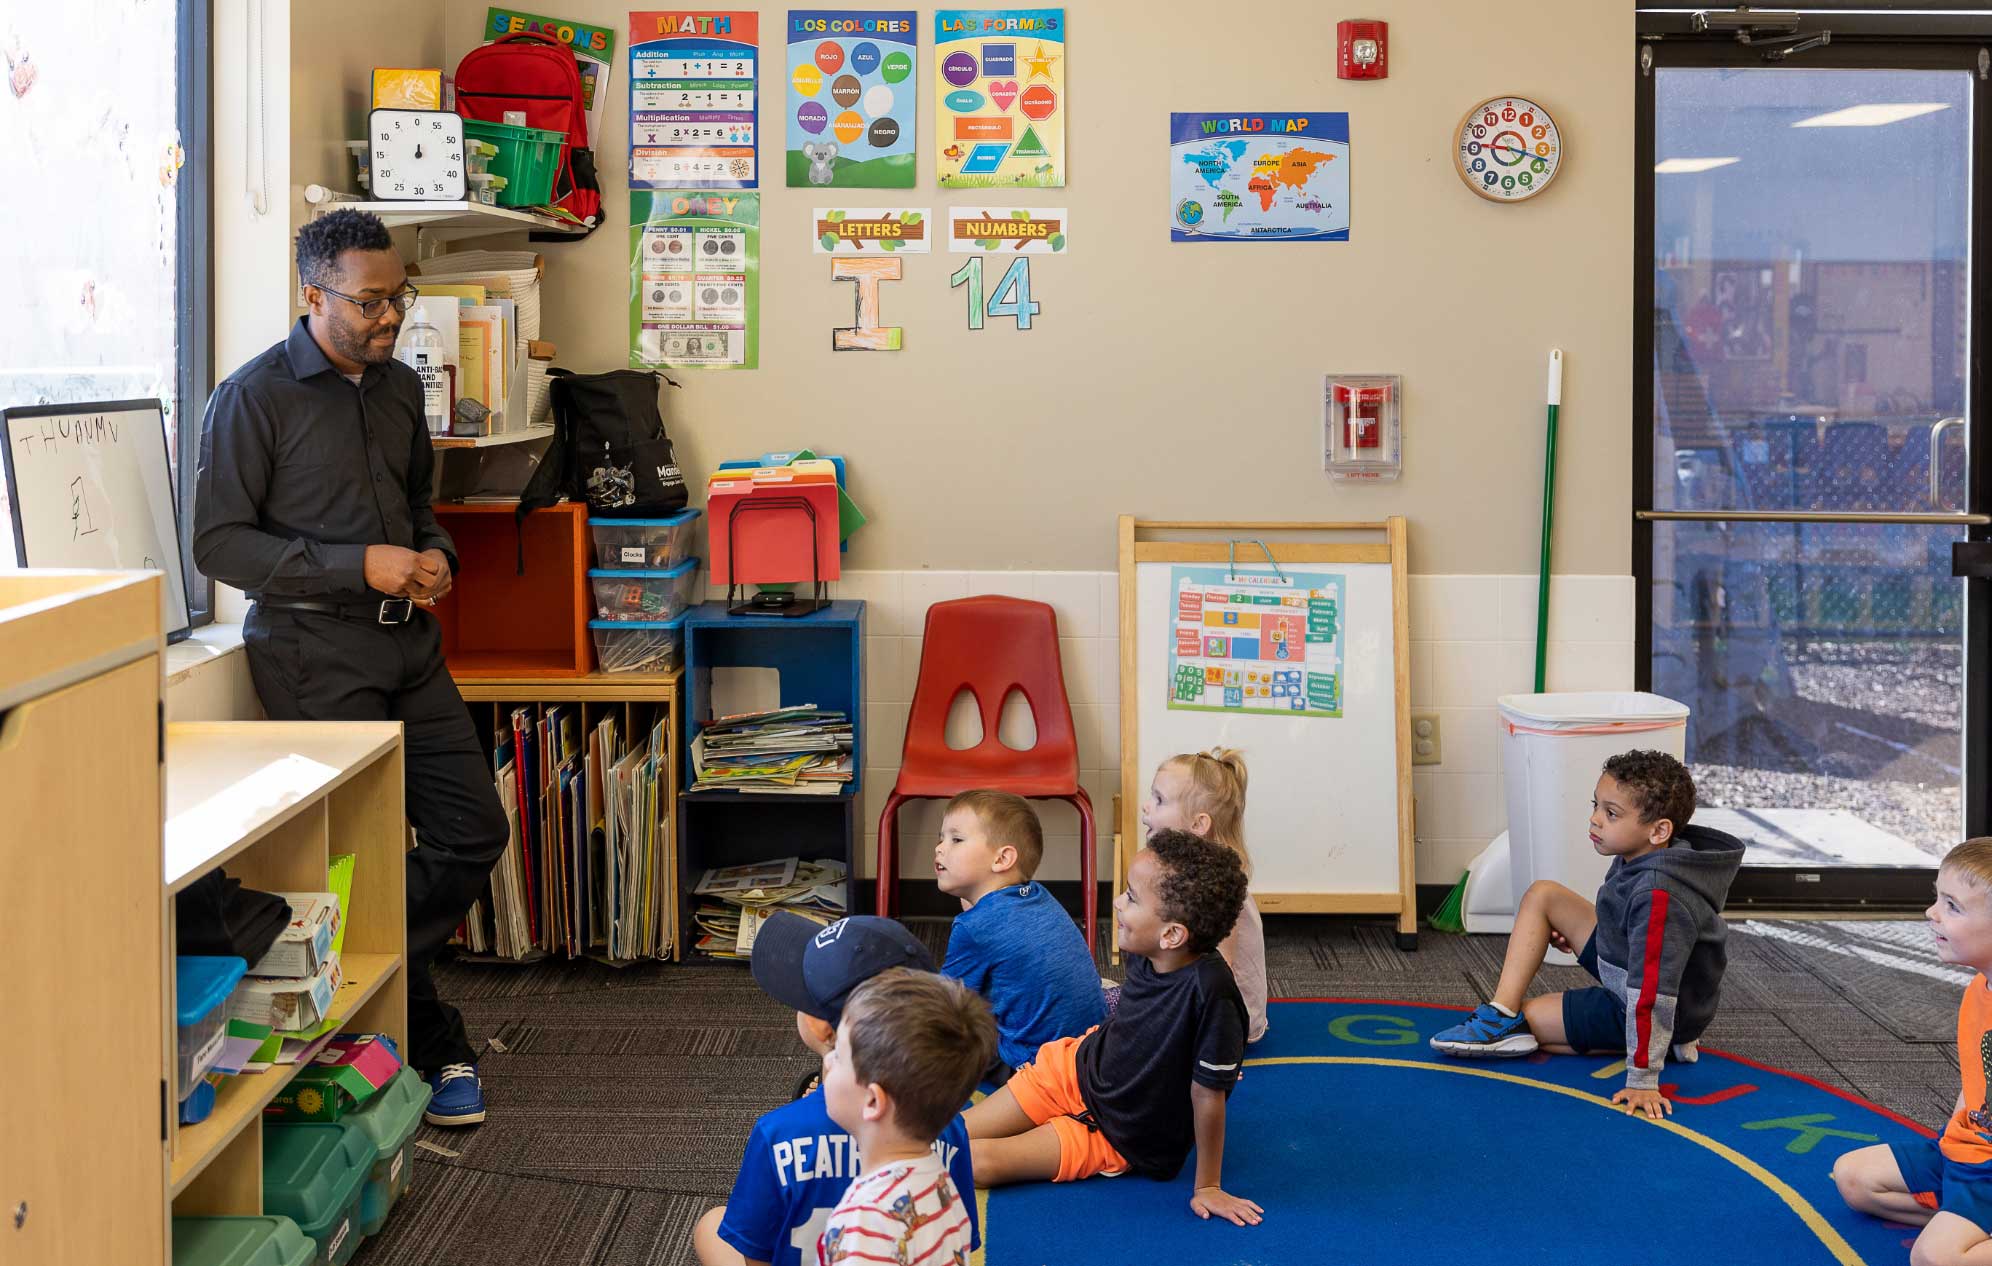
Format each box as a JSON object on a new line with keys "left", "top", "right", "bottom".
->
{"left": 455, "top": 32, "right": 603, "bottom": 232}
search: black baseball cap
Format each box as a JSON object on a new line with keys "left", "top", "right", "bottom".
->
{"left": 751, "top": 912, "right": 935, "bottom": 1023}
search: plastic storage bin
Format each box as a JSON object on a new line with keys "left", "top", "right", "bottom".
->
{"left": 176, "top": 956, "right": 247, "bottom": 1099}
{"left": 590, "top": 508, "right": 703, "bottom": 570}
{"left": 589, "top": 559, "right": 700, "bottom": 622}
{"left": 263, "top": 1122, "right": 373, "bottom": 1266}
{"left": 1497, "top": 692, "right": 1690, "bottom": 906}
{"left": 590, "top": 613, "right": 686, "bottom": 674}
{"left": 345, "top": 1066, "right": 432, "bottom": 1235}
{"left": 460, "top": 119, "right": 563, "bottom": 206}
{"left": 172, "top": 1215, "right": 316, "bottom": 1266}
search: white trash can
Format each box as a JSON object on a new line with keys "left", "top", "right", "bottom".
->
{"left": 1498, "top": 692, "right": 1690, "bottom": 912}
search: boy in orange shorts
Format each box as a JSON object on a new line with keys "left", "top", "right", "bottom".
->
{"left": 964, "top": 830, "right": 1262, "bottom": 1226}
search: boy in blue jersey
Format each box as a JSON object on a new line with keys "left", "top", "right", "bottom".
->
{"left": 937, "top": 789, "right": 1106, "bottom": 1076}
{"left": 692, "top": 914, "right": 979, "bottom": 1266}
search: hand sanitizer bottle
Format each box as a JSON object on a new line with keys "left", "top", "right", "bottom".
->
{"left": 395, "top": 315, "right": 449, "bottom": 435}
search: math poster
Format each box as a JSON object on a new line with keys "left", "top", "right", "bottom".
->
{"left": 630, "top": 191, "right": 759, "bottom": 369}
{"left": 482, "top": 9, "right": 617, "bottom": 148}
{"left": 629, "top": 11, "right": 759, "bottom": 189}
{"left": 1166, "top": 566, "right": 1344, "bottom": 718}
{"left": 934, "top": 9, "right": 1064, "bottom": 188}
{"left": 1169, "top": 112, "right": 1350, "bottom": 242}
{"left": 786, "top": 10, "right": 917, "bottom": 188}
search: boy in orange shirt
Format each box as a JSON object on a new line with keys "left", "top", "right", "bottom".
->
{"left": 1834, "top": 837, "right": 1992, "bottom": 1263}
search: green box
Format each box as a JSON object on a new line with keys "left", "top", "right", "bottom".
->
{"left": 262, "top": 1123, "right": 372, "bottom": 1266}
{"left": 171, "top": 1216, "right": 315, "bottom": 1266}
{"left": 461, "top": 119, "right": 563, "bottom": 206}
{"left": 345, "top": 1067, "right": 433, "bottom": 1235}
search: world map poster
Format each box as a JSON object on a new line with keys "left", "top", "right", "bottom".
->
{"left": 1169, "top": 112, "right": 1350, "bottom": 242}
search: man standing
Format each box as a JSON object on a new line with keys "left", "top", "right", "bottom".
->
{"left": 193, "top": 210, "right": 507, "bottom": 1126}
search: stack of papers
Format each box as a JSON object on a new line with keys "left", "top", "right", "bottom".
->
{"left": 690, "top": 705, "right": 855, "bottom": 795}
{"left": 692, "top": 858, "right": 847, "bottom": 958}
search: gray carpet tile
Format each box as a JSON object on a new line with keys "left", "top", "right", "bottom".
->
{"left": 350, "top": 913, "right": 1965, "bottom": 1266}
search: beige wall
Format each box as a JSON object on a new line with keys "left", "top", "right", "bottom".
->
{"left": 269, "top": 1, "right": 1634, "bottom": 575}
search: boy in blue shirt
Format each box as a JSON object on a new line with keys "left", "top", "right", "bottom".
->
{"left": 692, "top": 914, "right": 978, "bottom": 1266}
{"left": 936, "top": 789, "right": 1106, "bottom": 1075}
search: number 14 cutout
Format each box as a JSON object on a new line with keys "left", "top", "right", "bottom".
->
{"left": 949, "top": 256, "right": 1039, "bottom": 330}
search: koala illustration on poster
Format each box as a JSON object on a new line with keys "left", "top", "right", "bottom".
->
{"left": 803, "top": 141, "right": 839, "bottom": 186}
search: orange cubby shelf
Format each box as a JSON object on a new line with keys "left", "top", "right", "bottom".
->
{"left": 433, "top": 502, "right": 593, "bottom": 678}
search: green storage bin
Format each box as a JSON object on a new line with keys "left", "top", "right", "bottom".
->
{"left": 345, "top": 1066, "right": 433, "bottom": 1235}
{"left": 460, "top": 119, "right": 563, "bottom": 207}
{"left": 172, "top": 1215, "right": 315, "bottom": 1266}
{"left": 262, "top": 1122, "right": 371, "bottom": 1266}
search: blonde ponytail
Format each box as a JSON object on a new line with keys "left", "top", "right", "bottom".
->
{"left": 1163, "top": 747, "right": 1251, "bottom": 875}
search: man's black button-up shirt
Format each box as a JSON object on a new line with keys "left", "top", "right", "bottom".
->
{"left": 193, "top": 317, "right": 456, "bottom": 603}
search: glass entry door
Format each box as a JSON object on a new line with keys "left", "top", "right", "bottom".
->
{"left": 1637, "top": 44, "right": 1990, "bottom": 903}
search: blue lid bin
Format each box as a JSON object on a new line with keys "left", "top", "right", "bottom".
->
{"left": 172, "top": 1215, "right": 316, "bottom": 1266}
{"left": 262, "top": 1122, "right": 372, "bottom": 1266}
{"left": 590, "top": 508, "right": 702, "bottom": 570}
{"left": 344, "top": 1066, "right": 433, "bottom": 1235}
{"left": 176, "top": 956, "right": 247, "bottom": 1101}
{"left": 588, "top": 558, "right": 700, "bottom": 623}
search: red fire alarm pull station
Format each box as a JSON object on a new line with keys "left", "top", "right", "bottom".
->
{"left": 1337, "top": 19, "right": 1388, "bottom": 80}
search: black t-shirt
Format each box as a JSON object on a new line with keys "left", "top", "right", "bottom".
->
{"left": 1075, "top": 953, "right": 1246, "bottom": 1179}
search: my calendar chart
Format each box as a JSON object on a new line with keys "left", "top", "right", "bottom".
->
{"left": 1167, "top": 565, "right": 1344, "bottom": 718}
{"left": 629, "top": 10, "right": 759, "bottom": 189}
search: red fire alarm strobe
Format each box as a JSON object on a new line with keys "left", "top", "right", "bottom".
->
{"left": 1337, "top": 19, "right": 1388, "bottom": 80}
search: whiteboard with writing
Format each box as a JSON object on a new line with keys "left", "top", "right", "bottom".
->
{"left": 3, "top": 400, "right": 190, "bottom": 638}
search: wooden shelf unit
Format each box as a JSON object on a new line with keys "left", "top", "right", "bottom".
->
{"left": 164, "top": 719, "right": 410, "bottom": 1223}
{"left": 453, "top": 669, "right": 685, "bottom": 960}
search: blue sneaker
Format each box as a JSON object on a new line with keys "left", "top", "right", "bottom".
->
{"left": 423, "top": 1063, "right": 486, "bottom": 1126}
{"left": 1429, "top": 1003, "right": 1539, "bottom": 1057}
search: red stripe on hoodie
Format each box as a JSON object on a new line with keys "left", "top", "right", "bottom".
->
{"left": 1632, "top": 888, "right": 1672, "bottom": 1067}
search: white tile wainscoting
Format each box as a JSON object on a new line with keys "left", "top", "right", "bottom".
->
{"left": 714, "top": 571, "right": 1637, "bottom": 887}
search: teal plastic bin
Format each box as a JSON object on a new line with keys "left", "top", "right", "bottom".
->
{"left": 171, "top": 1215, "right": 315, "bottom": 1266}
{"left": 460, "top": 119, "right": 563, "bottom": 206}
{"left": 345, "top": 1066, "right": 432, "bottom": 1235}
{"left": 262, "top": 1122, "right": 372, "bottom": 1266}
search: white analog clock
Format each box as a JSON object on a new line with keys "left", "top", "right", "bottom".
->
{"left": 368, "top": 108, "right": 468, "bottom": 201}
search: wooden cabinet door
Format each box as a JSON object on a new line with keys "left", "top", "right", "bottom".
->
{"left": 0, "top": 656, "right": 164, "bottom": 1264}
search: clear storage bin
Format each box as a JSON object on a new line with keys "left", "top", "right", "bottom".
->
{"left": 589, "top": 614, "right": 685, "bottom": 674}
{"left": 588, "top": 559, "right": 699, "bottom": 622}
{"left": 590, "top": 509, "right": 702, "bottom": 570}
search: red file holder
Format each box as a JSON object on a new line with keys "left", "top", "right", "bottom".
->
{"left": 706, "top": 473, "right": 840, "bottom": 615}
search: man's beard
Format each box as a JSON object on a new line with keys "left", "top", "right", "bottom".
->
{"left": 330, "top": 320, "right": 398, "bottom": 366}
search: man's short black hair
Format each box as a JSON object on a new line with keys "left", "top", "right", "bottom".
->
{"left": 296, "top": 210, "right": 395, "bottom": 287}
{"left": 1602, "top": 749, "right": 1696, "bottom": 832}
{"left": 1143, "top": 829, "right": 1249, "bottom": 955}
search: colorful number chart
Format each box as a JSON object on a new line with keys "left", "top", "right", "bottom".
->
{"left": 629, "top": 191, "right": 760, "bottom": 369}
{"left": 934, "top": 9, "right": 1065, "bottom": 188}
{"left": 1166, "top": 565, "right": 1344, "bottom": 718}
{"left": 629, "top": 11, "right": 759, "bottom": 189}
{"left": 786, "top": 10, "right": 917, "bottom": 188}
{"left": 1170, "top": 112, "right": 1350, "bottom": 242}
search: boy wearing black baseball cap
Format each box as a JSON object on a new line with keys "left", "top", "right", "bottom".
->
{"left": 691, "top": 914, "right": 981, "bottom": 1266}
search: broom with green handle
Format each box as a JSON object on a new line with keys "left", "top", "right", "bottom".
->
{"left": 1430, "top": 348, "right": 1563, "bottom": 934}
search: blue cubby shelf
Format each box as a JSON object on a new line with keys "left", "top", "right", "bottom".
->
{"left": 679, "top": 600, "right": 868, "bottom": 958}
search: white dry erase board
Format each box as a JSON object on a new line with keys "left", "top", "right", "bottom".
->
{"left": 1117, "top": 517, "right": 1415, "bottom": 949}
{"left": 3, "top": 400, "right": 191, "bottom": 641}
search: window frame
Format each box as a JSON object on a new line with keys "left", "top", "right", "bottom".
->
{"left": 176, "top": 0, "right": 214, "bottom": 630}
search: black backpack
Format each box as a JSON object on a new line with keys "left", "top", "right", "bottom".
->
{"left": 519, "top": 368, "right": 688, "bottom": 525}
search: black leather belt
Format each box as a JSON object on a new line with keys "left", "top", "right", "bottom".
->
{"left": 259, "top": 597, "right": 417, "bottom": 625}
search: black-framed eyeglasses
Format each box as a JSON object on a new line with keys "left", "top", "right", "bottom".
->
{"left": 316, "top": 284, "right": 420, "bottom": 320}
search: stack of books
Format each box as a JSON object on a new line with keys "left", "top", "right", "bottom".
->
{"left": 690, "top": 705, "right": 855, "bottom": 795}
{"left": 692, "top": 857, "right": 848, "bottom": 958}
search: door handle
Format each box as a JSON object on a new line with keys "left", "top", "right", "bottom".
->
{"left": 1953, "top": 541, "right": 1992, "bottom": 578}
{"left": 1931, "top": 416, "right": 1965, "bottom": 511}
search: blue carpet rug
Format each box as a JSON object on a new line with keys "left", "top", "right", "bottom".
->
{"left": 978, "top": 999, "right": 1935, "bottom": 1266}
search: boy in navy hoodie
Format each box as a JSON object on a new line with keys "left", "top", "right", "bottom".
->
{"left": 1430, "top": 750, "right": 1744, "bottom": 1119}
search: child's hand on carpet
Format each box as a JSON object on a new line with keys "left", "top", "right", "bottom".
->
{"left": 1612, "top": 1086, "right": 1672, "bottom": 1120}
{"left": 1191, "top": 1186, "right": 1264, "bottom": 1226}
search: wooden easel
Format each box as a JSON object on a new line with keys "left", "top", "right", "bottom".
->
{"left": 1115, "top": 517, "right": 1417, "bottom": 956}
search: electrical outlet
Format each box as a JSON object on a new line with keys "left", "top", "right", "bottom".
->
{"left": 1411, "top": 711, "right": 1442, "bottom": 765}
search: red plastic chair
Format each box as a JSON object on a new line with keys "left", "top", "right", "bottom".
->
{"left": 876, "top": 596, "right": 1097, "bottom": 952}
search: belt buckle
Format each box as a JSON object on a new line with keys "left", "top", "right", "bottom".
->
{"left": 378, "top": 598, "right": 414, "bottom": 624}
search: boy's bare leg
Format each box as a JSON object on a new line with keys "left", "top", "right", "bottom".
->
{"left": 1492, "top": 881, "right": 1598, "bottom": 1015}
{"left": 1831, "top": 1144, "right": 1936, "bottom": 1226}
{"left": 970, "top": 1124, "right": 1065, "bottom": 1187}
{"left": 964, "top": 1084, "right": 1036, "bottom": 1140}
{"left": 1523, "top": 992, "right": 1578, "bottom": 1055}
{"left": 1910, "top": 1212, "right": 1992, "bottom": 1265}
{"left": 692, "top": 1206, "right": 756, "bottom": 1266}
